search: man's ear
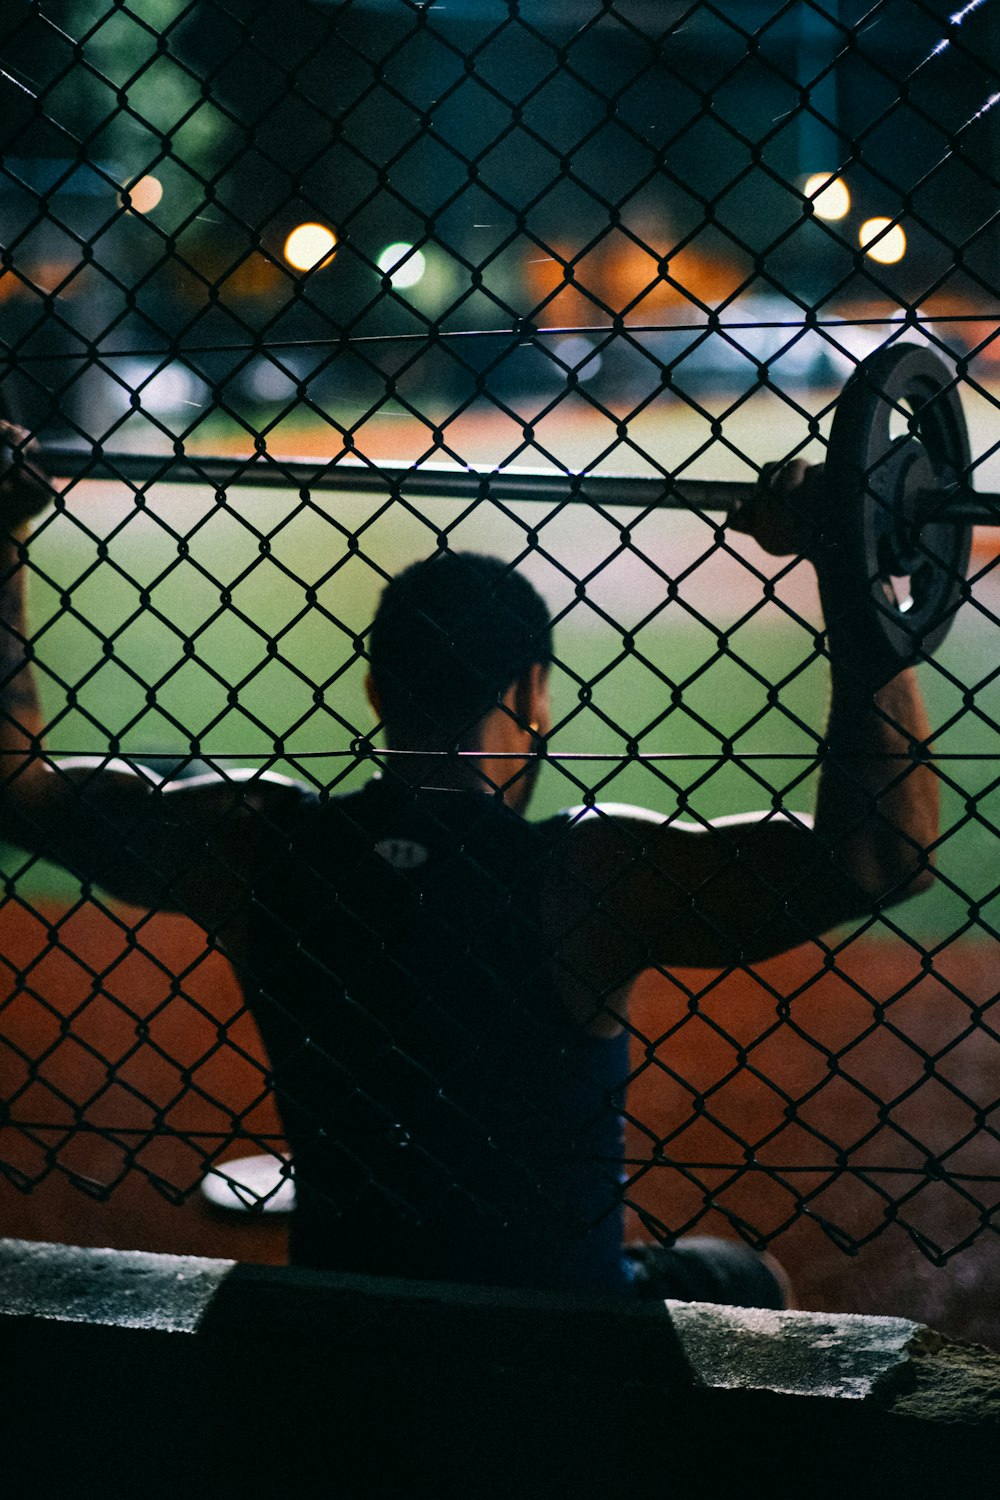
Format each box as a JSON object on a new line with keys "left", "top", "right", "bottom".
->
{"left": 513, "top": 662, "right": 549, "bottom": 733}
{"left": 365, "top": 671, "right": 383, "bottom": 719}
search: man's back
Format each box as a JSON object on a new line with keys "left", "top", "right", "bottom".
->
{"left": 244, "top": 775, "right": 630, "bottom": 1291}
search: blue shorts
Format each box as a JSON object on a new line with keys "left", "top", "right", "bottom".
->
{"left": 622, "top": 1236, "right": 787, "bottom": 1309}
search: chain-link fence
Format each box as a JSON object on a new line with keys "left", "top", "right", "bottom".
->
{"left": 1, "top": 0, "right": 999, "bottom": 1297}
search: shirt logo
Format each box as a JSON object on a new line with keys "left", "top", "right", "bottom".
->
{"left": 375, "top": 837, "right": 429, "bottom": 871}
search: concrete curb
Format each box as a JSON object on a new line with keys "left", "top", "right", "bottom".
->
{"left": 665, "top": 1298, "right": 924, "bottom": 1401}
{"left": 0, "top": 1237, "right": 996, "bottom": 1497}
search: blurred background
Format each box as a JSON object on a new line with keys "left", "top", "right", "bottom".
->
{"left": 2, "top": 0, "right": 1000, "bottom": 1345}
{"left": 3, "top": 0, "right": 1000, "bottom": 444}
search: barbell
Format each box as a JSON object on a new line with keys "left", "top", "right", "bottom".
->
{"left": 24, "top": 342, "right": 996, "bottom": 676}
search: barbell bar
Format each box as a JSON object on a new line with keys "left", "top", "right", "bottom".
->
{"left": 35, "top": 447, "right": 763, "bottom": 514}
{"left": 31, "top": 442, "right": 1000, "bottom": 525}
{"left": 10, "top": 343, "right": 992, "bottom": 675}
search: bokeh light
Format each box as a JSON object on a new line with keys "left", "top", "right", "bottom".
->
{"left": 122, "top": 175, "right": 163, "bottom": 214}
{"left": 377, "top": 242, "right": 427, "bottom": 288}
{"left": 553, "top": 334, "right": 603, "bottom": 382}
{"left": 803, "top": 172, "right": 850, "bottom": 221}
{"left": 284, "top": 222, "right": 338, "bottom": 272}
{"left": 859, "top": 217, "right": 907, "bottom": 264}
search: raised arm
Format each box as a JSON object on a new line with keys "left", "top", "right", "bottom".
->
{"left": 545, "top": 461, "right": 938, "bottom": 1029}
{"left": 0, "top": 424, "right": 299, "bottom": 934}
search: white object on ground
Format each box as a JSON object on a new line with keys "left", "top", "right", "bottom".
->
{"left": 201, "top": 1154, "right": 296, "bottom": 1214}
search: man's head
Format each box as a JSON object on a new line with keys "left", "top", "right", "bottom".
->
{"left": 367, "top": 551, "right": 552, "bottom": 804}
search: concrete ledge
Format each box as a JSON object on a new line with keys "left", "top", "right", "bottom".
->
{"left": 0, "top": 1236, "right": 235, "bottom": 1332}
{"left": 666, "top": 1298, "right": 924, "bottom": 1402}
{"left": 0, "top": 1238, "right": 997, "bottom": 1498}
{"left": 895, "top": 1326, "right": 1000, "bottom": 1426}
{"left": 0, "top": 1237, "right": 684, "bottom": 1498}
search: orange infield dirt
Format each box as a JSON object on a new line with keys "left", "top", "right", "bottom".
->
{"left": 0, "top": 900, "right": 996, "bottom": 1349}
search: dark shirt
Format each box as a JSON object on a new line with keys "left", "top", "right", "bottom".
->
{"left": 246, "top": 775, "right": 630, "bottom": 1292}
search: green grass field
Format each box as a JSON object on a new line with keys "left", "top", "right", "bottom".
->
{"left": 4, "top": 463, "right": 999, "bottom": 947}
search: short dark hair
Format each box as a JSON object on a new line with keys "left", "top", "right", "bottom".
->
{"left": 368, "top": 552, "right": 552, "bottom": 747}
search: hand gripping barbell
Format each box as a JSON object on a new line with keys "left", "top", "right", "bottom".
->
{"left": 27, "top": 342, "right": 991, "bottom": 675}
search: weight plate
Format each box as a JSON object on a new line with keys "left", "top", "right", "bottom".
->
{"left": 824, "top": 342, "right": 971, "bottom": 679}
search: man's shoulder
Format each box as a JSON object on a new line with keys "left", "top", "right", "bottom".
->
{"left": 533, "top": 801, "right": 669, "bottom": 844}
{"left": 530, "top": 800, "right": 675, "bottom": 883}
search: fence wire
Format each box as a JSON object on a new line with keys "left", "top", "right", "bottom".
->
{"left": 1, "top": 0, "right": 999, "bottom": 1277}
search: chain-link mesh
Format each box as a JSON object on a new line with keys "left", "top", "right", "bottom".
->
{"left": 1, "top": 0, "right": 999, "bottom": 1291}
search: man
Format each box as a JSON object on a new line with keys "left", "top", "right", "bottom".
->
{"left": 0, "top": 424, "right": 937, "bottom": 1305}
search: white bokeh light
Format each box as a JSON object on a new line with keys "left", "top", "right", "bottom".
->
{"left": 803, "top": 173, "right": 850, "bottom": 221}
{"left": 377, "top": 242, "right": 427, "bottom": 288}
{"left": 553, "top": 335, "right": 603, "bottom": 382}
{"left": 859, "top": 217, "right": 907, "bottom": 265}
{"left": 284, "top": 222, "right": 338, "bottom": 271}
